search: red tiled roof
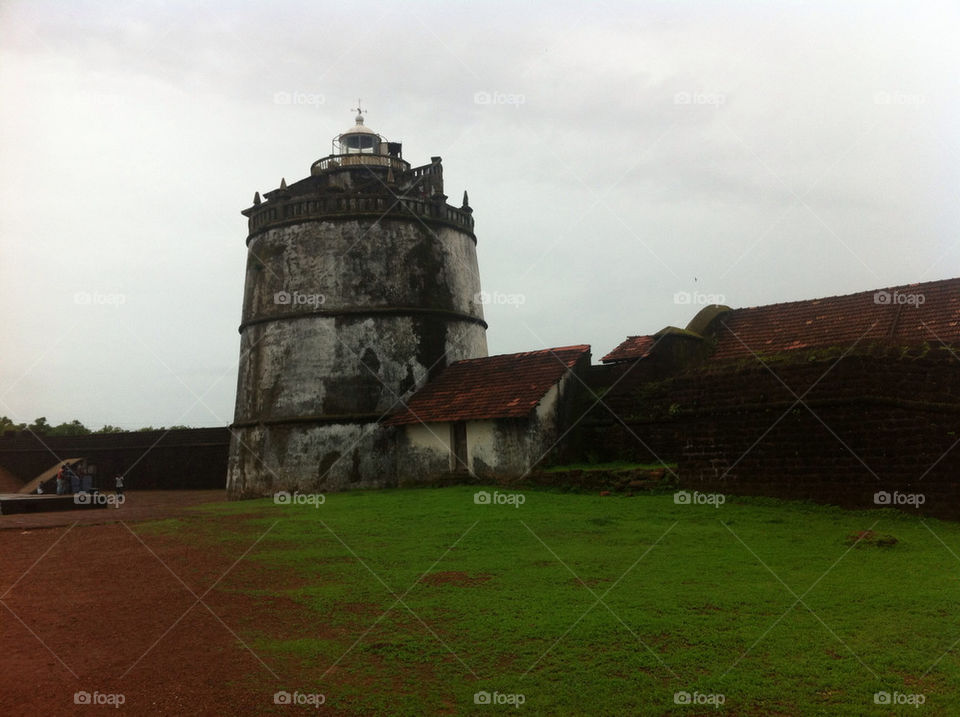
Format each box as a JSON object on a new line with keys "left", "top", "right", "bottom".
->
{"left": 711, "top": 277, "right": 960, "bottom": 361}
{"left": 601, "top": 335, "right": 657, "bottom": 363}
{"left": 384, "top": 345, "right": 590, "bottom": 425}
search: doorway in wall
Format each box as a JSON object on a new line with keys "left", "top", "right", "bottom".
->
{"left": 451, "top": 422, "right": 468, "bottom": 472}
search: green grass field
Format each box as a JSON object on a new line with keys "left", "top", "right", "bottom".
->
{"left": 143, "top": 486, "right": 960, "bottom": 715}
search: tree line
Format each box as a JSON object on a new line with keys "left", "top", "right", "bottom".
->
{"left": 0, "top": 417, "right": 193, "bottom": 436}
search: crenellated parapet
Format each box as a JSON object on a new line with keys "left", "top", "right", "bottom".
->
{"left": 242, "top": 182, "right": 475, "bottom": 240}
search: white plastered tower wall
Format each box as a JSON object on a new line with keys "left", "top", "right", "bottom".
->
{"left": 227, "top": 111, "right": 488, "bottom": 498}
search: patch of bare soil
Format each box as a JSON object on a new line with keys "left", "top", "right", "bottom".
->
{"left": 0, "top": 505, "right": 373, "bottom": 716}
{"left": 421, "top": 571, "right": 493, "bottom": 587}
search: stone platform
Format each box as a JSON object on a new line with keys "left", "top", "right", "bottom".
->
{"left": 0, "top": 493, "right": 105, "bottom": 515}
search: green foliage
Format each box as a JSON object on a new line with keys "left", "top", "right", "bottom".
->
{"left": 28, "top": 416, "right": 50, "bottom": 434}
{"left": 0, "top": 416, "right": 26, "bottom": 433}
{"left": 0, "top": 418, "right": 195, "bottom": 436}
{"left": 47, "top": 419, "right": 92, "bottom": 436}
{"left": 94, "top": 425, "right": 125, "bottom": 433}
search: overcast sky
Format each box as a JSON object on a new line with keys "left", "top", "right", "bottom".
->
{"left": 1, "top": 0, "right": 957, "bottom": 430}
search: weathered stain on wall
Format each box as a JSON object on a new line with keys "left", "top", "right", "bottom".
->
{"left": 227, "top": 135, "right": 488, "bottom": 498}
{"left": 393, "top": 360, "right": 589, "bottom": 481}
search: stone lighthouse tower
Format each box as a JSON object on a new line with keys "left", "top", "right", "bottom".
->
{"left": 227, "top": 108, "right": 488, "bottom": 498}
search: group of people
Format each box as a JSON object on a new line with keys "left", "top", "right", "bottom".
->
{"left": 45, "top": 462, "right": 125, "bottom": 498}
{"left": 53, "top": 463, "right": 82, "bottom": 495}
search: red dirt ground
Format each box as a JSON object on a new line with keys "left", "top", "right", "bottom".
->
{"left": 0, "top": 491, "right": 355, "bottom": 716}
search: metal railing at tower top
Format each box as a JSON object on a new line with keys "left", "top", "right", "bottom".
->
{"left": 310, "top": 154, "right": 410, "bottom": 174}
{"left": 244, "top": 192, "right": 476, "bottom": 236}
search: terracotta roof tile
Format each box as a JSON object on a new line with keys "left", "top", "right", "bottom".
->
{"left": 384, "top": 345, "right": 590, "bottom": 425}
{"left": 711, "top": 277, "right": 960, "bottom": 361}
{"left": 601, "top": 335, "right": 657, "bottom": 363}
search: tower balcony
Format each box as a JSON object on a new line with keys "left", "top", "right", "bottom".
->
{"left": 310, "top": 153, "right": 410, "bottom": 174}
{"left": 242, "top": 191, "right": 476, "bottom": 240}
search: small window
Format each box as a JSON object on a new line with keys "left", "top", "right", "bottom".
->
{"left": 343, "top": 134, "right": 377, "bottom": 154}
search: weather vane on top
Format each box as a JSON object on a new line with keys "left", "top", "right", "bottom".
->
{"left": 352, "top": 100, "right": 366, "bottom": 122}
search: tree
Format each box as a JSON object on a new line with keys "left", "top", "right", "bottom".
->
{"left": 95, "top": 425, "right": 124, "bottom": 434}
{"left": 28, "top": 417, "right": 50, "bottom": 435}
{"left": 0, "top": 416, "right": 26, "bottom": 433}
{"left": 48, "top": 420, "right": 92, "bottom": 436}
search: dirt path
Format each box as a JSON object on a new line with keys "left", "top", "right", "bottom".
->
{"left": 0, "top": 492, "right": 349, "bottom": 716}
{"left": 0, "top": 491, "right": 227, "bottom": 530}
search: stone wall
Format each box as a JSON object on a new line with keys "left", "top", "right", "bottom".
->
{"left": 554, "top": 362, "right": 685, "bottom": 466}
{"left": 675, "top": 352, "right": 960, "bottom": 518}
{"left": 0, "top": 428, "right": 230, "bottom": 490}
{"left": 560, "top": 348, "right": 960, "bottom": 518}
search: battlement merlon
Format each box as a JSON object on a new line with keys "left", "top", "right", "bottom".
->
{"left": 241, "top": 180, "right": 474, "bottom": 244}
{"left": 242, "top": 156, "right": 476, "bottom": 240}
